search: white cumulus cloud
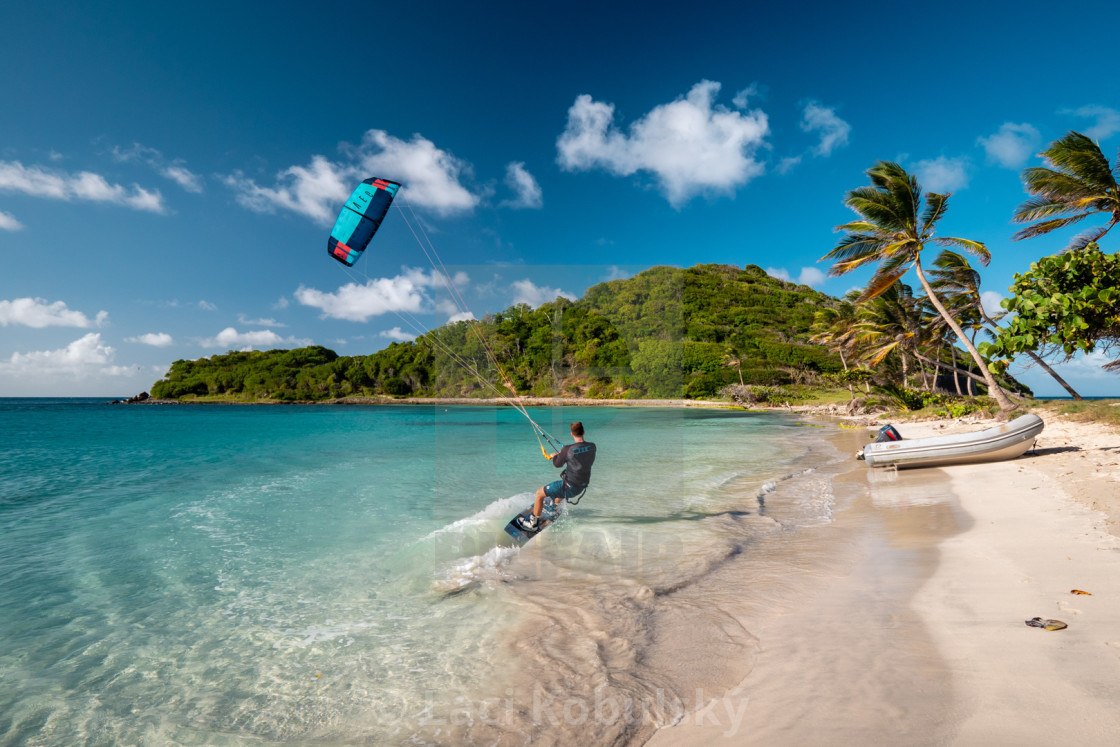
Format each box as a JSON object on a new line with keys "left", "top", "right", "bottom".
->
{"left": 977, "top": 123, "right": 1041, "bottom": 168}
{"left": 797, "top": 267, "right": 827, "bottom": 286}
{"left": 777, "top": 155, "right": 803, "bottom": 175}
{"left": 500, "top": 161, "right": 543, "bottom": 209}
{"left": 295, "top": 267, "right": 465, "bottom": 322}
{"left": 0, "top": 297, "right": 108, "bottom": 328}
{"left": 0, "top": 332, "right": 123, "bottom": 375}
{"left": 511, "top": 279, "right": 576, "bottom": 307}
{"left": 0, "top": 160, "right": 165, "bottom": 212}
{"left": 237, "top": 314, "right": 281, "bottom": 327}
{"left": 126, "top": 332, "right": 174, "bottom": 347}
{"left": 980, "top": 291, "right": 1006, "bottom": 319}
{"left": 765, "top": 267, "right": 827, "bottom": 287}
{"left": 914, "top": 155, "right": 970, "bottom": 192}
{"left": 0, "top": 210, "right": 23, "bottom": 231}
{"left": 380, "top": 327, "right": 416, "bottom": 342}
{"left": 1066, "top": 105, "right": 1120, "bottom": 141}
{"left": 800, "top": 101, "right": 850, "bottom": 157}
{"left": 224, "top": 155, "right": 349, "bottom": 224}
{"left": 225, "top": 130, "right": 480, "bottom": 224}
{"left": 113, "top": 143, "right": 204, "bottom": 193}
{"left": 556, "top": 80, "right": 769, "bottom": 206}
{"left": 350, "top": 130, "right": 479, "bottom": 215}
{"left": 162, "top": 164, "right": 204, "bottom": 193}
{"left": 199, "top": 327, "right": 312, "bottom": 350}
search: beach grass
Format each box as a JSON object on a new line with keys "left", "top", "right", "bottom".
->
{"left": 1035, "top": 398, "right": 1120, "bottom": 427}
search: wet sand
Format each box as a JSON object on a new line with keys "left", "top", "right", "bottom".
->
{"left": 648, "top": 411, "right": 1120, "bottom": 746}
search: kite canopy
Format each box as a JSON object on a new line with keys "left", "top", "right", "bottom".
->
{"left": 327, "top": 178, "right": 401, "bottom": 267}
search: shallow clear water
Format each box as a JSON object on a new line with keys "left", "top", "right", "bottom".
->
{"left": 0, "top": 399, "right": 843, "bottom": 745}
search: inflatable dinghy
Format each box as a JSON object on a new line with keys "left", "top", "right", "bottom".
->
{"left": 860, "top": 414, "right": 1044, "bottom": 469}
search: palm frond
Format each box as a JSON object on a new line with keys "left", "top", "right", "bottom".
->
{"left": 1021, "top": 168, "right": 1099, "bottom": 201}
{"left": 929, "top": 249, "right": 981, "bottom": 296}
{"left": 930, "top": 237, "right": 990, "bottom": 264}
{"left": 861, "top": 268, "right": 908, "bottom": 300}
{"left": 1066, "top": 224, "right": 1113, "bottom": 252}
{"left": 1011, "top": 213, "right": 1091, "bottom": 241}
{"left": 920, "top": 192, "right": 950, "bottom": 234}
{"left": 1042, "top": 131, "right": 1117, "bottom": 190}
{"left": 876, "top": 248, "right": 913, "bottom": 278}
{"left": 834, "top": 219, "right": 882, "bottom": 233}
{"left": 868, "top": 162, "right": 921, "bottom": 218}
{"left": 821, "top": 233, "right": 890, "bottom": 267}
{"left": 845, "top": 191, "right": 910, "bottom": 231}
{"left": 1012, "top": 195, "right": 1086, "bottom": 223}
{"left": 862, "top": 340, "right": 900, "bottom": 367}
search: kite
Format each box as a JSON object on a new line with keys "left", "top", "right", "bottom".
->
{"left": 327, "top": 177, "right": 401, "bottom": 267}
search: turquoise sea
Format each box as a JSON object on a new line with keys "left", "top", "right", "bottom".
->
{"left": 0, "top": 399, "right": 848, "bottom": 745}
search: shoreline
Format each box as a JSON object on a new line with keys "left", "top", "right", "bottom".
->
{"left": 647, "top": 409, "right": 1120, "bottom": 745}
{"left": 122, "top": 395, "right": 740, "bottom": 408}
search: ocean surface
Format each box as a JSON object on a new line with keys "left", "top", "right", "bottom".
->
{"left": 0, "top": 399, "right": 849, "bottom": 745}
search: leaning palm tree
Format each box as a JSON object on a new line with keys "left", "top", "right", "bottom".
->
{"left": 930, "top": 250, "right": 1083, "bottom": 399}
{"left": 1013, "top": 131, "right": 1120, "bottom": 250}
{"left": 811, "top": 298, "right": 860, "bottom": 365}
{"left": 811, "top": 296, "right": 862, "bottom": 398}
{"left": 821, "top": 161, "right": 1017, "bottom": 413}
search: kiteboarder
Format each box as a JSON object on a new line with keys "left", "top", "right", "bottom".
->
{"left": 517, "top": 422, "right": 596, "bottom": 531}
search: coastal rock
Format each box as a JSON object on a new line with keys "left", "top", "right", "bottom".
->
{"left": 112, "top": 391, "right": 151, "bottom": 404}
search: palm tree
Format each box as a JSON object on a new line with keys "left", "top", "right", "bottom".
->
{"left": 930, "top": 250, "right": 1083, "bottom": 399}
{"left": 810, "top": 297, "right": 859, "bottom": 397}
{"left": 821, "top": 161, "right": 1017, "bottom": 414}
{"left": 854, "top": 281, "right": 923, "bottom": 388}
{"left": 1013, "top": 131, "right": 1120, "bottom": 250}
{"left": 721, "top": 346, "right": 745, "bottom": 386}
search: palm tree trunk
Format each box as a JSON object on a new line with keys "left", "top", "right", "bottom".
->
{"left": 967, "top": 330, "right": 978, "bottom": 395}
{"left": 950, "top": 344, "right": 961, "bottom": 395}
{"left": 976, "top": 306, "right": 1083, "bottom": 400}
{"left": 912, "top": 351, "right": 990, "bottom": 386}
{"left": 1026, "top": 351, "right": 1082, "bottom": 399}
{"left": 839, "top": 350, "right": 854, "bottom": 400}
{"left": 914, "top": 260, "right": 1016, "bottom": 413}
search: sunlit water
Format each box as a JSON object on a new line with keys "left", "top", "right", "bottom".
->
{"left": 0, "top": 399, "right": 846, "bottom": 745}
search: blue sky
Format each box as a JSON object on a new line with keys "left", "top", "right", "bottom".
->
{"left": 2, "top": 1, "right": 1119, "bottom": 397}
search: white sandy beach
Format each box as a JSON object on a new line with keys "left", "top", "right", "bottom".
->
{"left": 647, "top": 409, "right": 1120, "bottom": 746}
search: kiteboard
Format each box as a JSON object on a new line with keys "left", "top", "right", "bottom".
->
{"left": 504, "top": 502, "right": 562, "bottom": 544}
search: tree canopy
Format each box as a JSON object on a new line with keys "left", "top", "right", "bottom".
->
{"left": 981, "top": 242, "right": 1120, "bottom": 373}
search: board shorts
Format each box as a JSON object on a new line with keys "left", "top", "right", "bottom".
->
{"left": 543, "top": 479, "right": 586, "bottom": 501}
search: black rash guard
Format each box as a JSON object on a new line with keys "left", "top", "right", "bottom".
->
{"left": 553, "top": 441, "right": 596, "bottom": 487}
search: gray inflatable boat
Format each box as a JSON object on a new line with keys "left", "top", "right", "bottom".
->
{"left": 861, "top": 413, "right": 1044, "bottom": 469}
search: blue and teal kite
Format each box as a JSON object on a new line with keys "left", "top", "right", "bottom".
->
{"left": 327, "top": 177, "right": 401, "bottom": 267}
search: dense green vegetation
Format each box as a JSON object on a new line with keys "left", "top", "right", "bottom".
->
{"left": 151, "top": 264, "right": 845, "bottom": 402}
{"left": 981, "top": 243, "right": 1120, "bottom": 370}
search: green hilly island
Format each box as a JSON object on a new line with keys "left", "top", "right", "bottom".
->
{"left": 151, "top": 264, "right": 849, "bottom": 402}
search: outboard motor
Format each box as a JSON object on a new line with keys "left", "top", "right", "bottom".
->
{"left": 872, "top": 424, "right": 903, "bottom": 443}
